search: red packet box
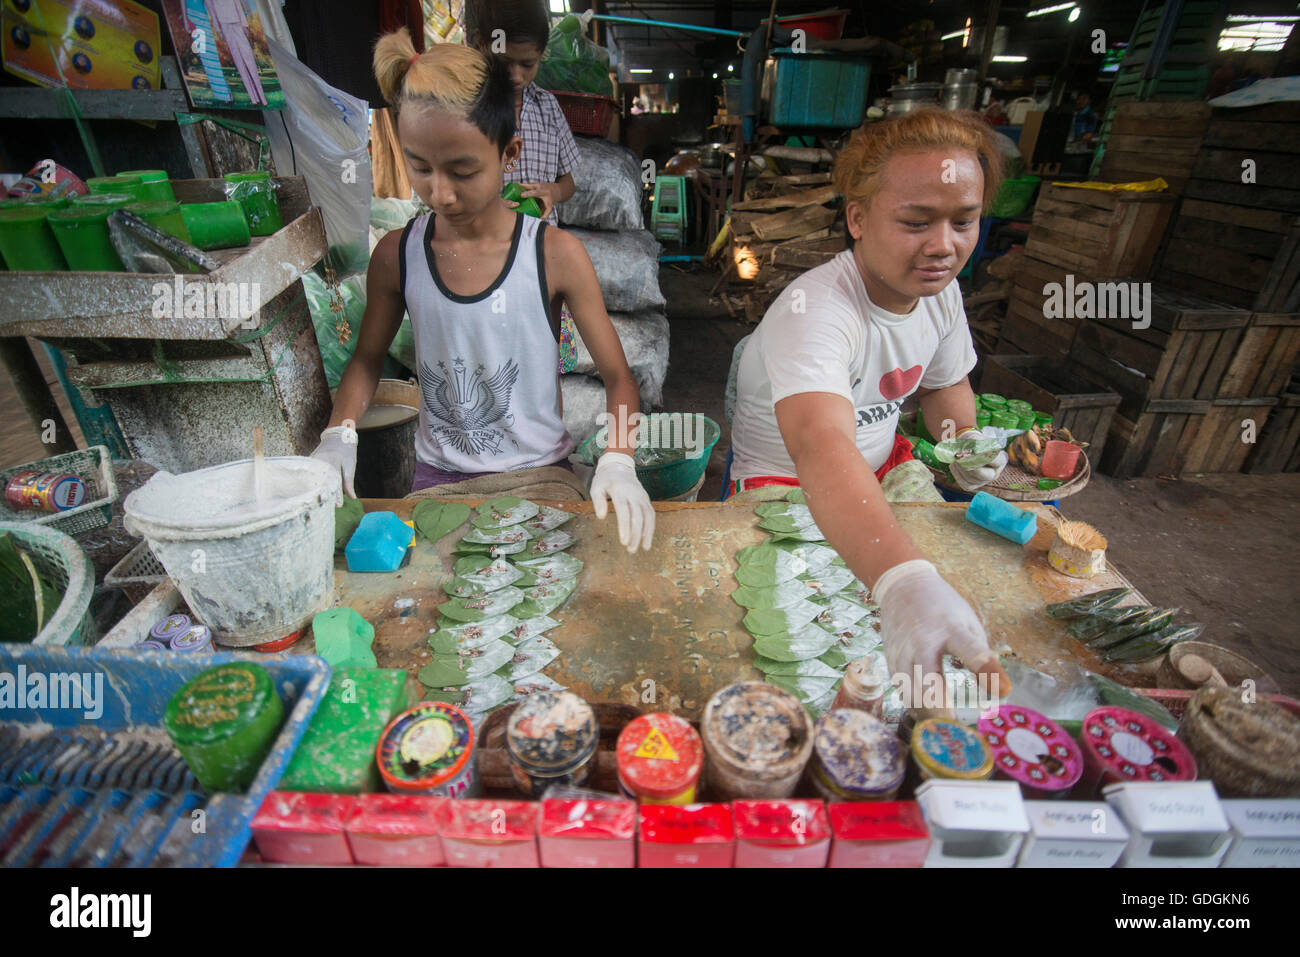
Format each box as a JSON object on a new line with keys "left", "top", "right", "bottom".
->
{"left": 438, "top": 799, "right": 541, "bottom": 868}
{"left": 540, "top": 797, "right": 637, "bottom": 868}
{"left": 251, "top": 792, "right": 355, "bottom": 865}
{"left": 828, "top": 801, "right": 931, "bottom": 868}
{"left": 638, "top": 803, "right": 735, "bottom": 868}
{"left": 733, "top": 800, "right": 831, "bottom": 868}
{"left": 345, "top": 794, "right": 445, "bottom": 867}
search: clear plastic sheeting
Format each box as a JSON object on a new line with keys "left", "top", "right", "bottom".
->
{"left": 568, "top": 228, "right": 666, "bottom": 313}
{"left": 557, "top": 137, "right": 644, "bottom": 231}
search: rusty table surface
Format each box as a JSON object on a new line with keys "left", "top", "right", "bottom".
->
{"left": 306, "top": 500, "right": 1149, "bottom": 722}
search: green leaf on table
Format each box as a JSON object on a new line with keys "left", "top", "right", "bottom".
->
{"left": 510, "top": 577, "right": 578, "bottom": 618}
{"left": 461, "top": 524, "right": 534, "bottom": 546}
{"left": 514, "top": 551, "right": 583, "bottom": 583}
{"left": 734, "top": 544, "right": 808, "bottom": 587}
{"left": 799, "top": 564, "right": 854, "bottom": 599}
{"left": 731, "top": 579, "right": 819, "bottom": 611}
{"left": 334, "top": 497, "right": 365, "bottom": 552}
{"left": 786, "top": 488, "right": 807, "bottom": 505}
{"left": 743, "top": 599, "right": 823, "bottom": 637}
{"left": 428, "top": 614, "right": 521, "bottom": 652}
{"left": 418, "top": 655, "right": 471, "bottom": 688}
{"left": 522, "top": 505, "right": 574, "bottom": 533}
{"left": 442, "top": 557, "right": 523, "bottom": 597}
{"left": 411, "top": 500, "right": 471, "bottom": 544}
{"left": 752, "top": 655, "right": 843, "bottom": 679}
{"left": 751, "top": 621, "right": 841, "bottom": 661}
{"left": 437, "top": 586, "right": 525, "bottom": 623}
{"left": 472, "top": 497, "right": 539, "bottom": 530}
{"left": 460, "top": 638, "right": 516, "bottom": 680}
{"left": 934, "top": 435, "right": 1005, "bottom": 468}
{"left": 766, "top": 673, "right": 840, "bottom": 703}
{"left": 507, "top": 636, "right": 562, "bottom": 680}
{"left": 522, "top": 530, "right": 577, "bottom": 559}
{"left": 504, "top": 615, "right": 562, "bottom": 644}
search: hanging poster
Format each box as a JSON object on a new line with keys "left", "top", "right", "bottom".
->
{"left": 1, "top": 0, "right": 162, "bottom": 91}
{"left": 161, "top": 0, "right": 283, "bottom": 109}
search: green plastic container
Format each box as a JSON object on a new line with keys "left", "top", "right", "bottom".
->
{"left": 976, "top": 410, "right": 992, "bottom": 429}
{"left": 981, "top": 393, "right": 1007, "bottom": 410}
{"left": 502, "top": 181, "right": 543, "bottom": 218}
{"left": 118, "top": 169, "right": 175, "bottom": 202}
{"left": 181, "top": 201, "right": 251, "bottom": 250}
{"left": 1005, "top": 399, "right": 1032, "bottom": 416}
{"left": 86, "top": 175, "right": 146, "bottom": 202}
{"left": 224, "top": 171, "right": 283, "bottom": 236}
{"left": 0, "top": 193, "right": 71, "bottom": 210}
{"left": 48, "top": 206, "right": 124, "bottom": 271}
{"left": 127, "top": 200, "right": 192, "bottom": 242}
{"left": 0, "top": 206, "right": 68, "bottom": 270}
{"left": 769, "top": 49, "right": 870, "bottom": 128}
{"left": 1034, "top": 412, "right": 1054, "bottom": 429}
{"left": 164, "top": 661, "right": 286, "bottom": 792}
{"left": 989, "top": 409, "right": 1019, "bottom": 431}
{"left": 73, "top": 192, "right": 134, "bottom": 210}
{"left": 915, "top": 408, "right": 936, "bottom": 444}
{"left": 988, "top": 175, "right": 1040, "bottom": 219}
{"left": 577, "top": 414, "right": 721, "bottom": 499}
{"left": 1016, "top": 411, "right": 1037, "bottom": 430}
{"left": 912, "top": 438, "right": 942, "bottom": 469}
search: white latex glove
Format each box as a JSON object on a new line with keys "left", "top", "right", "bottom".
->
{"left": 872, "top": 559, "right": 1004, "bottom": 700}
{"left": 311, "top": 422, "right": 358, "bottom": 498}
{"left": 948, "top": 426, "right": 1009, "bottom": 492}
{"left": 589, "top": 451, "right": 655, "bottom": 553}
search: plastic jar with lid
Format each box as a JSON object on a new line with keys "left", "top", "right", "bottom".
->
{"left": 700, "top": 682, "right": 814, "bottom": 800}
{"left": 980, "top": 393, "right": 1007, "bottom": 410}
{"left": 833, "top": 655, "right": 889, "bottom": 719}
{"left": 376, "top": 701, "right": 479, "bottom": 798}
{"left": 616, "top": 712, "right": 703, "bottom": 805}
{"left": 118, "top": 169, "right": 175, "bottom": 202}
{"left": 979, "top": 704, "right": 1083, "bottom": 798}
{"left": 48, "top": 206, "right": 125, "bottom": 271}
{"left": 169, "top": 624, "right": 212, "bottom": 654}
{"left": 224, "top": 171, "right": 283, "bottom": 235}
{"left": 0, "top": 206, "right": 67, "bottom": 270}
{"left": 911, "top": 718, "right": 994, "bottom": 781}
{"left": 810, "top": 708, "right": 905, "bottom": 801}
{"left": 86, "top": 174, "right": 146, "bottom": 201}
{"left": 506, "top": 691, "right": 598, "bottom": 797}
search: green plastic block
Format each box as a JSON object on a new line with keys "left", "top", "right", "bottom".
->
{"left": 278, "top": 667, "right": 413, "bottom": 793}
{"left": 312, "top": 607, "right": 378, "bottom": 669}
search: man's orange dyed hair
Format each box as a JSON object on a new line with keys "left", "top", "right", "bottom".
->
{"left": 833, "top": 109, "right": 1005, "bottom": 213}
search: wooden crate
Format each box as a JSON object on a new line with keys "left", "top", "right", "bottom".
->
{"left": 1244, "top": 392, "right": 1300, "bottom": 473}
{"left": 1217, "top": 312, "right": 1300, "bottom": 398}
{"left": 1025, "top": 183, "right": 1175, "bottom": 279}
{"left": 1182, "top": 397, "right": 1280, "bottom": 473}
{"left": 1067, "top": 285, "right": 1250, "bottom": 419}
{"left": 998, "top": 253, "right": 1083, "bottom": 358}
{"left": 978, "top": 354, "right": 1120, "bottom": 462}
{"left": 1100, "top": 102, "right": 1210, "bottom": 197}
{"left": 1099, "top": 400, "right": 1208, "bottom": 479}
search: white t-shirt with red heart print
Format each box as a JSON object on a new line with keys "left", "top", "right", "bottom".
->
{"left": 731, "top": 248, "right": 976, "bottom": 482}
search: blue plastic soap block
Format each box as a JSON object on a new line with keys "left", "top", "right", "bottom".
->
{"left": 965, "top": 491, "right": 1037, "bottom": 545}
{"left": 344, "top": 510, "right": 414, "bottom": 572}
{"left": 312, "top": 608, "right": 377, "bottom": 669}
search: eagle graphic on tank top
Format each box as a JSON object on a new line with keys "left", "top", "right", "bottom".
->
{"left": 420, "top": 357, "right": 520, "bottom": 456}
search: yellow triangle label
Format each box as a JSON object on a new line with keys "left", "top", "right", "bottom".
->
{"left": 634, "top": 727, "right": 679, "bottom": 761}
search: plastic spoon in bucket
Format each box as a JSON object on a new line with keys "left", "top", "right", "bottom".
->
{"left": 253, "top": 425, "right": 266, "bottom": 505}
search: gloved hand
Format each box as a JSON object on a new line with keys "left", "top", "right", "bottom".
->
{"left": 589, "top": 451, "right": 655, "bottom": 553}
{"left": 948, "top": 426, "right": 1009, "bottom": 491}
{"left": 872, "top": 559, "right": 1008, "bottom": 704}
{"left": 311, "top": 422, "right": 358, "bottom": 499}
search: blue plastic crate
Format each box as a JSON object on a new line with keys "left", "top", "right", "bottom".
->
{"left": 0, "top": 645, "right": 329, "bottom": 867}
{"left": 769, "top": 50, "right": 870, "bottom": 129}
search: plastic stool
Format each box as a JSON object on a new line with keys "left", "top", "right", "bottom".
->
{"left": 651, "top": 175, "right": 687, "bottom": 244}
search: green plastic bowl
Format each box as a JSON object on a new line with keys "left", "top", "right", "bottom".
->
{"left": 578, "top": 413, "right": 721, "bottom": 500}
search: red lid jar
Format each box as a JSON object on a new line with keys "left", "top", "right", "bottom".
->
{"left": 616, "top": 712, "right": 704, "bottom": 805}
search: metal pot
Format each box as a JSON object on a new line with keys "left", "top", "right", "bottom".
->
{"left": 699, "top": 143, "right": 727, "bottom": 169}
{"left": 887, "top": 82, "right": 941, "bottom": 115}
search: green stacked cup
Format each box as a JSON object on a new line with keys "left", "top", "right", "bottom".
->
{"left": 1034, "top": 412, "right": 1054, "bottom": 430}
{"left": 180, "top": 201, "right": 252, "bottom": 250}
{"left": 224, "top": 171, "right": 283, "bottom": 236}
{"left": 74, "top": 192, "right": 134, "bottom": 210}
{"left": 86, "top": 175, "right": 146, "bottom": 202}
{"left": 127, "top": 200, "right": 192, "bottom": 243}
{"left": 981, "top": 393, "right": 1007, "bottom": 411}
{"left": 989, "top": 409, "right": 1020, "bottom": 431}
{"left": 0, "top": 206, "right": 69, "bottom": 270}
{"left": 117, "top": 169, "right": 175, "bottom": 202}
{"left": 1006, "top": 399, "right": 1036, "bottom": 430}
{"left": 975, "top": 410, "right": 992, "bottom": 429}
{"left": 48, "top": 206, "right": 125, "bottom": 271}
{"left": 0, "top": 193, "right": 71, "bottom": 210}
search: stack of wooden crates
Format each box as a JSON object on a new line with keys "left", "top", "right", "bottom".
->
{"left": 997, "top": 101, "right": 1300, "bottom": 476}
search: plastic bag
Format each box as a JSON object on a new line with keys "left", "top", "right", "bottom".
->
{"left": 570, "top": 309, "right": 668, "bottom": 407}
{"left": 567, "top": 228, "right": 666, "bottom": 312}
{"left": 304, "top": 270, "right": 367, "bottom": 388}
{"left": 265, "top": 39, "right": 373, "bottom": 274}
{"left": 560, "top": 373, "right": 609, "bottom": 448}
{"left": 557, "top": 137, "right": 644, "bottom": 231}
{"left": 536, "top": 13, "right": 614, "bottom": 97}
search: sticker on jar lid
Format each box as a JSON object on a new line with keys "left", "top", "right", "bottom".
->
{"left": 979, "top": 705, "right": 1082, "bottom": 792}
{"left": 150, "top": 614, "right": 191, "bottom": 641}
{"left": 169, "top": 624, "right": 212, "bottom": 652}
{"left": 378, "top": 702, "right": 474, "bottom": 786}
{"left": 636, "top": 727, "right": 679, "bottom": 761}
{"left": 507, "top": 691, "right": 597, "bottom": 772}
{"left": 914, "top": 719, "right": 993, "bottom": 779}
{"left": 1082, "top": 707, "right": 1196, "bottom": 783}
{"left": 617, "top": 713, "right": 703, "bottom": 799}
{"left": 814, "top": 709, "right": 904, "bottom": 796}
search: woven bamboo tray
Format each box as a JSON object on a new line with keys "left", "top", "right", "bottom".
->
{"left": 929, "top": 451, "right": 1091, "bottom": 502}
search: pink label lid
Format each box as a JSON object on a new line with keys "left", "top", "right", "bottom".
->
{"left": 979, "top": 705, "right": 1083, "bottom": 792}
{"left": 1082, "top": 706, "right": 1198, "bottom": 783}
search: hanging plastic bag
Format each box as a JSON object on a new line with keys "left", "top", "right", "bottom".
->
{"left": 536, "top": 12, "right": 614, "bottom": 98}
{"left": 264, "top": 39, "right": 373, "bottom": 274}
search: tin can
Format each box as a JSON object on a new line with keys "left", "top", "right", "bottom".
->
{"left": 616, "top": 712, "right": 703, "bottom": 805}
{"left": 169, "top": 624, "right": 212, "bottom": 654}
{"left": 5, "top": 470, "right": 87, "bottom": 512}
{"left": 700, "top": 682, "right": 814, "bottom": 800}
{"left": 376, "top": 702, "right": 479, "bottom": 798}
{"left": 1078, "top": 706, "right": 1197, "bottom": 794}
{"left": 810, "top": 709, "right": 905, "bottom": 801}
{"left": 506, "top": 692, "right": 598, "bottom": 797}
{"left": 150, "top": 614, "right": 191, "bottom": 643}
{"left": 979, "top": 704, "right": 1083, "bottom": 798}
{"left": 911, "top": 718, "right": 994, "bottom": 781}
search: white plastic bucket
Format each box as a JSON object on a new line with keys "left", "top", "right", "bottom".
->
{"left": 123, "top": 456, "right": 342, "bottom": 647}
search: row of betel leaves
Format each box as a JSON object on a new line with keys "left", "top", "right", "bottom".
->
{"left": 408, "top": 497, "right": 584, "bottom": 728}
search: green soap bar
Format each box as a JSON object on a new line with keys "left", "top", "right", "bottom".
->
{"left": 312, "top": 607, "right": 377, "bottom": 668}
{"left": 334, "top": 497, "right": 365, "bottom": 551}
{"left": 278, "top": 667, "right": 412, "bottom": 793}
{"left": 164, "top": 662, "right": 284, "bottom": 793}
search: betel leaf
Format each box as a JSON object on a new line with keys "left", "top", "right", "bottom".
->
{"left": 511, "top": 672, "right": 568, "bottom": 700}
{"left": 334, "top": 497, "right": 365, "bottom": 552}
{"left": 750, "top": 622, "right": 841, "bottom": 661}
{"left": 734, "top": 544, "right": 808, "bottom": 587}
{"left": 437, "top": 586, "right": 525, "bottom": 623}
{"left": 934, "top": 435, "right": 1005, "bottom": 468}
{"left": 513, "top": 551, "right": 583, "bottom": 583}
{"left": 786, "top": 488, "right": 807, "bottom": 505}
{"left": 503, "top": 615, "right": 562, "bottom": 644}
{"left": 743, "top": 599, "right": 823, "bottom": 638}
{"left": 461, "top": 523, "right": 534, "bottom": 546}
{"left": 460, "top": 638, "right": 516, "bottom": 680}
{"left": 442, "top": 557, "right": 523, "bottom": 597}
{"left": 731, "top": 579, "right": 818, "bottom": 611}
{"left": 507, "top": 636, "right": 562, "bottom": 680}
{"left": 418, "top": 655, "right": 472, "bottom": 688}
{"left": 752, "top": 655, "right": 843, "bottom": 679}
{"left": 472, "top": 497, "right": 539, "bottom": 530}
{"left": 510, "top": 577, "right": 578, "bottom": 618}
{"left": 522, "top": 505, "right": 574, "bottom": 533}
{"left": 765, "top": 673, "right": 839, "bottom": 703}
{"left": 411, "top": 500, "right": 471, "bottom": 544}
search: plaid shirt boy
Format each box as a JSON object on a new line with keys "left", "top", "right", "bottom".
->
{"left": 506, "top": 83, "right": 580, "bottom": 225}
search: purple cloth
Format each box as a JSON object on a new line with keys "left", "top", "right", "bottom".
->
{"left": 412, "top": 458, "right": 574, "bottom": 493}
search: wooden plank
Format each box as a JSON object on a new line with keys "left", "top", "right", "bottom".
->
{"left": 1170, "top": 216, "right": 1286, "bottom": 259}
{"left": 1197, "top": 327, "right": 1245, "bottom": 400}
{"left": 1069, "top": 340, "right": 1152, "bottom": 418}
{"left": 1100, "top": 149, "right": 1197, "bottom": 178}
{"left": 1143, "top": 398, "right": 1212, "bottom": 414}
{"left": 1245, "top": 403, "right": 1300, "bottom": 473}
{"left": 1162, "top": 238, "right": 1273, "bottom": 293}
{"left": 1146, "top": 412, "right": 1195, "bottom": 475}
{"left": 1177, "top": 200, "right": 1295, "bottom": 235}
{"left": 1218, "top": 326, "right": 1279, "bottom": 398}
{"left": 1073, "top": 320, "right": 1165, "bottom": 377}
{"left": 1029, "top": 211, "right": 1111, "bottom": 246}
{"left": 1040, "top": 183, "right": 1118, "bottom": 212}
{"left": 748, "top": 204, "right": 837, "bottom": 241}
{"left": 770, "top": 236, "right": 844, "bottom": 270}
{"left": 1181, "top": 179, "right": 1300, "bottom": 214}
{"left": 1193, "top": 149, "right": 1300, "bottom": 191}
{"left": 1169, "top": 329, "right": 1222, "bottom": 399}
{"left": 1149, "top": 284, "right": 1252, "bottom": 331}
{"left": 1033, "top": 195, "right": 1121, "bottom": 228}
{"left": 1202, "top": 120, "right": 1300, "bottom": 154}
{"left": 998, "top": 313, "right": 1072, "bottom": 358}
{"left": 1024, "top": 235, "right": 1097, "bottom": 274}
{"left": 1006, "top": 288, "right": 1078, "bottom": 340}
{"left": 1254, "top": 223, "right": 1300, "bottom": 313}
{"left": 1119, "top": 102, "right": 1212, "bottom": 120}
{"left": 732, "top": 185, "right": 838, "bottom": 212}
{"left": 1106, "top": 133, "right": 1204, "bottom": 157}
{"left": 1153, "top": 267, "right": 1255, "bottom": 311}
{"left": 1211, "top": 102, "right": 1300, "bottom": 125}
{"left": 1111, "top": 116, "right": 1210, "bottom": 138}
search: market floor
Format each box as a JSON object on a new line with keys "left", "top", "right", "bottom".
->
{"left": 660, "top": 264, "right": 1300, "bottom": 696}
